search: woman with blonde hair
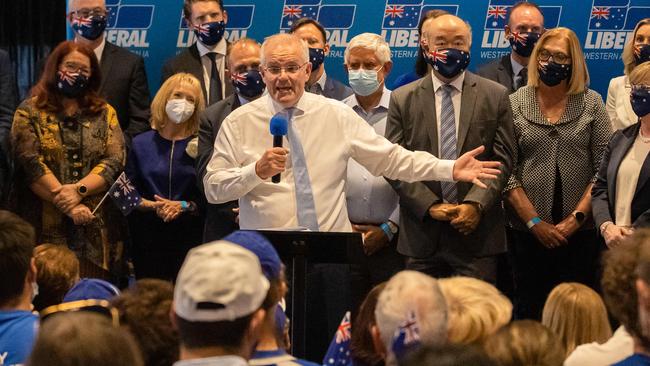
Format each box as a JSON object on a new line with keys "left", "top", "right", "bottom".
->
{"left": 607, "top": 18, "right": 650, "bottom": 130}
{"left": 593, "top": 61, "right": 650, "bottom": 248}
{"left": 125, "top": 72, "right": 205, "bottom": 281}
{"left": 484, "top": 320, "right": 565, "bottom": 366}
{"left": 438, "top": 276, "right": 512, "bottom": 345}
{"left": 542, "top": 282, "right": 612, "bottom": 357}
{"left": 505, "top": 27, "right": 612, "bottom": 320}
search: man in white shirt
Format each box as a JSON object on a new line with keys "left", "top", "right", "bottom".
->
{"left": 162, "top": 0, "right": 232, "bottom": 106}
{"left": 342, "top": 33, "right": 404, "bottom": 310}
{"left": 203, "top": 32, "right": 501, "bottom": 231}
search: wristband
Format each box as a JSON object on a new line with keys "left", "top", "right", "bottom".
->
{"left": 180, "top": 201, "right": 189, "bottom": 211}
{"left": 380, "top": 223, "right": 395, "bottom": 241}
{"left": 526, "top": 216, "right": 541, "bottom": 229}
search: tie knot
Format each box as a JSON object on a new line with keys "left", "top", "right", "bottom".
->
{"left": 206, "top": 52, "right": 218, "bottom": 62}
{"left": 442, "top": 84, "right": 455, "bottom": 95}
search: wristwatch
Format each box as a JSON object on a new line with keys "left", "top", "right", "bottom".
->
{"left": 386, "top": 221, "right": 399, "bottom": 235}
{"left": 76, "top": 183, "right": 88, "bottom": 197}
{"left": 572, "top": 210, "right": 586, "bottom": 224}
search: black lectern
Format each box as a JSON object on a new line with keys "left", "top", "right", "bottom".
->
{"left": 257, "top": 230, "right": 362, "bottom": 358}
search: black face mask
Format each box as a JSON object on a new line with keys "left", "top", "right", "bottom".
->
{"left": 423, "top": 47, "right": 470, "bottom": 79}
{"left": 509, "top": 31, "right": 542, "bottom": 58}
{"left": 56, "top": 70, "right": 89, "bottom": 98}
{"left": 71, "top": 14, "right": 107, "bottom": 41}
{"left": 635, "top": 44, "right": 650, "bottom": 65}
{"left": 631, "top": 85, "right": 650, "bottom": 118}
{"left": 537, "top": 60, "right": 571, "bottom": 87}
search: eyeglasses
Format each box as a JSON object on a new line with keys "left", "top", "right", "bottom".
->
{"left": 70, "top": 7, "right": 108, "bottom": 18}
{"left": 538, "top": 49, "right": 571, "bottom": 65}
{"left": 40, "top": 299, "right": 120, "bottom": 327}
{"left": 263, "top": 62, "right": 308, "bottom": 75}
{"left": 61, "top": 61, "right": 91, "bottom": 77}
{"left": 347, "top": 64, "right": 384, "bottom": 72}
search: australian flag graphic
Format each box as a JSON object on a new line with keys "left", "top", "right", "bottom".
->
{"left": 108, "top": 172, "right": 142, "bottom": 216}
{"left": 589, "top": 0, "right": 650, "bottom": 31}
{"left": 484, "top": 0, "right": 562, "bottom": 30}
{"left": 382, "top": 1, "right": 458, "bottom": 29}
{"left": 280, "top": 0, "right": 356, "bottom": 30}
{"left": 323, "top": 312, "right": 352, "bottom": 366}
{"left": 105, "top": 0, "right": 153, "bottom": 29}
{"left": 391, "top": 310, "right": 422, "bottom": 361}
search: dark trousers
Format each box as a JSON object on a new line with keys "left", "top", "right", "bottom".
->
{"left": 405, "top": 248, "right": 498, "bottom": 284}
{"left": 349, "top": 237, "right": 405, "bottom": 318}
{"left": 508, "top": 227, "right": 602, "bottom": 320}
{"left": 203, "top": 200, "right": 239, "bottom": 242}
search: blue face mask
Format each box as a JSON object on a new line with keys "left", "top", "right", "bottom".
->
{"left": 194, "top": 21, "right": 225, "bottom": 46}
{"left": 71, "top": 15, "right": 107, "bottom": 41}
{"left": 631, "top": 85, "right": 650, "bottom": 118}
{"left": 56, "top": 70, "right": 89, "bottom": 98}
{"left": 231, "top": 69, "right": 266, "bottom": 99}
{"left": 635, "top": 44, "right": 650, "bottom": 65}
{"left": 509, "top": 31, "right": 542, "bottom": 58}
{"left": 348, "top": 68, "right": 382, "bottom": 96}
{"left": 423, "top": 47, "right": 470, "bottom": 79}
{"left": 537, "top": 60, "right": 571, "bottom": 87}
{"left": 309, "top": 48, "right": 325, "bottom": 70}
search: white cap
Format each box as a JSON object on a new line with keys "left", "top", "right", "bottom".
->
{"left": 174, "top": 241, "right": 270, "bottom": 322}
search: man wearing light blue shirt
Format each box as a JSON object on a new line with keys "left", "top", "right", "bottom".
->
{"left": 343, "top": 33, "right": 404, "bottom": 311}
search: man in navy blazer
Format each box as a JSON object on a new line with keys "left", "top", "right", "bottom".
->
{"left": 289, "top": 18, "right": 352, "bottom": 101}
{"left": 162, "top": 0, "right": 233, "bottom": 107}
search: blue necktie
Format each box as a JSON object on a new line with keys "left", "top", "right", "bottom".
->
{"left": 284, "top": 109, "right": 319, "bottom": 231}
{"left": 439, "top": 84, "right": 458, "bottom": 203}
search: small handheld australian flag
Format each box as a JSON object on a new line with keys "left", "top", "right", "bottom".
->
{"left": 391, "top": 310, "right": 421, "bottom": 361}
{"left": 107, "top": 172, "right": 142, "bottom": 216}
{"left": 323, "top": 311, "right": 352, "bottom": 366}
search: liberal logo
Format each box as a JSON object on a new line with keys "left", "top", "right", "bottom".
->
{"left": 585, "top": 0, "right": 650, "bottom": 50}
{"left": 380, "top": 0, "right": 459, "bottom": 48}
{"left": 105, "top": 0, "right": 154, "bottom": 48}
{"left": 177, "top": 5, "right": 255, "bottom": 48}
{"left": 279, "top": 0, "right": 357, "bottom": 47}
{"left": 481, "top": 0, "right": 561, "bottom": 52}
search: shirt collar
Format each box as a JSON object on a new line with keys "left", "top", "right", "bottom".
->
{"left": 431, "top": 71, "right": 465, "bottom": 93}
{"left": 173, "top": 355, "right": 247, "bottom": 366}
{"left": 94, "top": 38, "right": 106, "bottom": 63}
{"left": 197, "top": 37, "right": 227, "bottom": 58}
{"left": 266, "top": 92, "right": 310, "bottom": 117}
{"left": 314, "top": 70, "right": 327, "bottom": 91}
{"left": 510, "top": 53, "right": 526, "bottom": 78}
{"left": 344, "top": 87, "right": 391, "bottom": 112}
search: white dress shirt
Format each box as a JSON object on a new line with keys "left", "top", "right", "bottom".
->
{"left": 204, "top": 92, "right": 455, "bottom": 231}
{"left": 431, "top": 71, "right": 464, "bottom": 156}
{"left": 564, "top": 326, "right": 634, "bottom": 366}
{"left": 93, "top": 37, "right": 106, "bottom": 64}
{"left": 615, "top": 133, "right": 650, "bottom": 226}
{"left": 607, "top": 75, "right": 638, "bottom": 130}
{"left": 197, "top": 38, "right": 227, "bottom": 99}
{"left": 344, "top": 88, "right": 399, "bottom": 225}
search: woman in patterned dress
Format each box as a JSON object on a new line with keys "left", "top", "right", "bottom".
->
{"left": 504, "top": 28, "right": 612, "bottom": 319}
{"left": 11, "top": 41, "right": 125, "bottom": 279}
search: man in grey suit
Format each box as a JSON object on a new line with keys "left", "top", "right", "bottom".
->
{"left": 386, "top": 14, "right": 515, "bottom": 282}
{"left": 477, "top": 2, "right": 545, "bottom": 93}
{"left": 196, "top": 38, "right": 265, "bottom": 242}
{"left": 289, "top": 18, "right": 352, "bottom": 101}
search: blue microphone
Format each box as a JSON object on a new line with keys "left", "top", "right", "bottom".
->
{"left": 269, "top": 115, "right": 288, "bottom": 184}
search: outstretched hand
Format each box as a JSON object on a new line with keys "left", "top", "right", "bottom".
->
{"left": 452, "top": 146, "right": 501, "bottom": 189}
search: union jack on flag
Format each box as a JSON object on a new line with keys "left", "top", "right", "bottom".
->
{"left": 283, "top": 5, "right": 303, "bottom": 19}
{"left": 71, "top": 15, "right": 93, "bottom": 28}
{"left": 58, "top": 70, "right": 80, "bottom": 85}
{"left": 487, "top": 5, "right": 508, "bottom": 19}
{"left": 280, "top": 1, "right": 319, "bottom": 29}
{"left": 108, "top": 172, "right": 142, "bottom": 216}
{"left": 591, "top": 6, "right": 611, "bottom": 19}
{"left": 588, "top": 0, "right": 627, "bottom": 31}
{"left": 323, "top": 312, "right": 352, "bottom": 366}
{"left": 510, "top": 31, "right": 528, "bottom": 45}
{"left": 195, "top": 23, "right": 212, "bottom": 37}
{"left": 391, "top": 310, "right": 421, "bottom": 361}
{"left": 231, "top": 73, "right": 248, "bottom": 86}
{"left": 384, "top": 5, "right": 405, "bottom": 19}
{"left": 428, "top": 49, "right": 448, "bottom": 64}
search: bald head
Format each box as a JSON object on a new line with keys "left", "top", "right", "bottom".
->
{"left": 421, "top": 14, "right": 472, "bottom": 50}
{"left": 228, "top": 38, "right": 262, "bottom": 73}
{"left": 68, "top": 0, "right": 105, "bottom": 12}
{"left": 261, "top": 34, "right": 309, "bottom": 66}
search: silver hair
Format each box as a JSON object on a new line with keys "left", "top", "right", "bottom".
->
{"left": 344, "top": 33, "right": 392, "bottom": 65}
{"left": 375, "top": 271, "right": 448, "bottom": 366}
{"left": 260, "top": 33, "right": 310, "bottom": 66}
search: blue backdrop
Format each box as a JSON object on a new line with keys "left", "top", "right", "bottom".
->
{"left": 83, "top": 0, "right": 650, "bottom": 98}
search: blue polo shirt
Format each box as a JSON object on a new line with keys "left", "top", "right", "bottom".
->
{"left": 613, "top": 354, "right": 650, "bottom": 366}
{"left": 0, "top": 310, "right": 38, "bottom": 366}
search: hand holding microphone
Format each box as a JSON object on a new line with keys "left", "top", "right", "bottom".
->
{"left": 255, "top": 115, "right": 289, "bottom": 182}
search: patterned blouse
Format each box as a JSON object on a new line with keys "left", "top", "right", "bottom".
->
{"left": 11, "top": 98, "right": 125, "bottom": 272}
{"left": 505, "top": 86, "right": 613, "bottom": 231}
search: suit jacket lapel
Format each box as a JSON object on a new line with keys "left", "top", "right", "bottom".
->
{"left": 189, "top": 44, "right": 209, "bottom": 103}
{"left": 499, "top": 55, "right": 515, "bottom": 92}
{"left": 418, "top": 76, "right": 438, "bottom": 155}
{"left": 99, "top": 42, "right": 116, "bottom": 93}
{"left": 457, "top": 72, "right": 478, "bottom": 153}
{"left": 609, "top": 124, "right": 639, "bottom": 208}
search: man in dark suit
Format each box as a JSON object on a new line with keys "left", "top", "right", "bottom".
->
{"left": 477, "top": 2, "right": 545, "bottom": 93}
{"left": 67, "top": 0, "right": 151, "bottom": 148}
{"left": 162, "top": 0, "right": 232, "bottom": 107}
{"left": 196, "top": 38, "right": 265, "bottom": 242}
{"left": 0, "top": 49, "right": 18, "bottom": 206}
{"left": 386, "top": 14, "right": 515, "bottom": 282}
{"left": 289, "top": 18, "right": 352, "bottom": 101}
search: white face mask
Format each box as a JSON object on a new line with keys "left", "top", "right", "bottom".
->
{"left": 165, "top": 98, "right": 195, "bottom": 124}
{"left": 31, "top": 282, "right": 39, "bottom": 301}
